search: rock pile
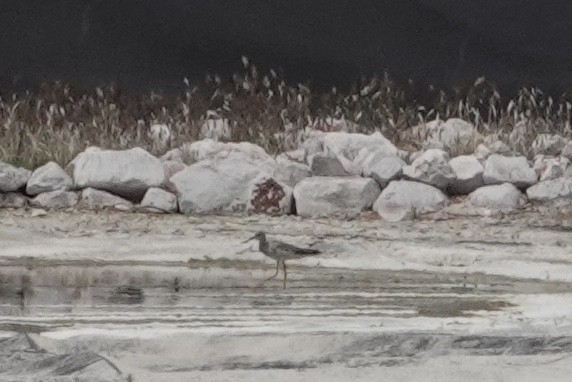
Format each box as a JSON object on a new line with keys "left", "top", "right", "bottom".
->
{"left": 2, "top": 118, "right": 571, "bottom": 220}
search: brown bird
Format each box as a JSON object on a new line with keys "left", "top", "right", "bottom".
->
{"left": 243, "top": 231, "right": 322, "bottom": 289}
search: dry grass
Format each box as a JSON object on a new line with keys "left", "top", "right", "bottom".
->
{"left": 1, "top": 59, "right": 572, "bottom": 169}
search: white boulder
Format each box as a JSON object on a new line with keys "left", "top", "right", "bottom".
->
{"left": 468, "top": 183, "right": 527, "bottom": 209}
{"left": 78, "top": 187, "right": 133, "bottom": 210}
{"left": 483, "top": 154, "right": 537, "bottom": 188}
{"left": 26, "top": 161, "right": 72, "bottom": 195}
{"left": 171, "top": 152, "right": 288, "bottom": 215}
{"left": 293, "top": 177, "right": 381, "bottom": 217}
{"left": 526, "top": 178, "right": 572, "bottom": 204}
{"left": 68, "top": 147, "right": 164, "bottom": 200}
{"left": 322, "top": 131, "right": 397, "bottom": 161}
{"left": 402, "top": 149, "right": 456, "bottom": 190}
{"left": 354, "top": 146, "right": 399, "bottom": 171}
{"left": 0, "top": 193, "right": 28, "bottom": 208}
{"left": 363, "top": 155, "right": 406, "bottom": 188}
{"left": 141, "top": 187, "right": 178, "bottom": 213}
{"left": 31, "top": 190, "right": 79, "bottom": 209}
{"left": 448, "top": 155, "right": 484, "bottom": 194}
{"left": 0, "top": 162, "right": 31, "bottom": 192}
{"left": 373, "top": 180, "right": 449, "bottom": 222}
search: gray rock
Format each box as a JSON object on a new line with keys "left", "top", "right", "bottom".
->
{"left": 483, "top": 154, "right": 537, "bottom": 189}
{"left": 310, "top": 153, "right": 350, "bottom": 176}
{"left": 448, "top": 155, "right": 484, "bottom": 194}
{"left": 78, "top": 187, "right": 133, "bottom": 210}
{"left": 0, "top": 161, "right": 31, "bottom": 192}
{"left": 364, "top": 155, "right": 406, "bottom": 188}
{"left": 0, "top": 192, "right": 28, "bottom": 208}
{"left": 67, "top": 147, "right": 164, "bottom": 200}
{"left": 469, "top": 183, "right": 527, "bottom": 209}
{"left": 274, "top": 161, "right": 312, "bottom": 187}
{"left": 26, "top": 161, "right": 73, "bottom": 195}
{"left": 31, "top": 190, "right": 79, "bottom": 209}
{"left": 526, "top": 178, "right": 572, "bottom": 204}
{"left": 402, "top": 149, "right": 456, "bottom": 190}
{"left": 373, "top": 180, "right": 449, "bottom": 222}
{"left": 293, "top": 177, "right": 381, "bottom": 217}
{"left": 141, "top": 187, "right": 178, "bottom": 213}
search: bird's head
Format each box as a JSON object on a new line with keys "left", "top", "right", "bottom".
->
{"left": 242, "top": 231, "right": 266, "bottom": 243}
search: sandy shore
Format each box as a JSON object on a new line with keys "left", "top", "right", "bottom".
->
{"left": 2, "top": 209, "right": 572, "bottom": 381}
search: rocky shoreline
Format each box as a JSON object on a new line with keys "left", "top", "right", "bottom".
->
{"left": 2, "top": 118, "right": 572, "bottom": 221}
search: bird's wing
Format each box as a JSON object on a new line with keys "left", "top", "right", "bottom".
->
{"left": 273, "top": 241, "right": 321, "bottom": 256}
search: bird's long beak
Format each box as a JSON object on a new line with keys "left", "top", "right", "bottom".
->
{"left": 242, "top": 235, "right": 256, "bottom": 244}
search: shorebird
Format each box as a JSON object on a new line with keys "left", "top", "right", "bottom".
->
{"left": 242, "top": 231, "right": 322, "bottom": 289}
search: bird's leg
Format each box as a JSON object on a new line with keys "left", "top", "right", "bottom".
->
{"left": 255, "top": 260, "right": 281, "bottom": 289}
{"left": 282, "top": 261, "right": 287, "bottom": 289}
{"left": 265, "top": 260, "right": 281, "bottom": 281}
